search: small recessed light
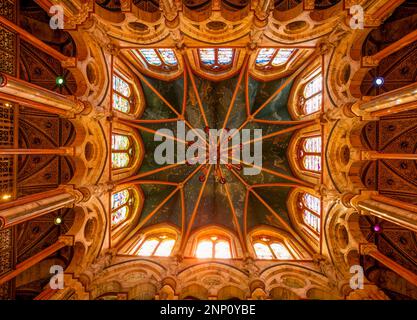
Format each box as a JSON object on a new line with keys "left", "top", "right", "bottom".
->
{"left": 55, "top": 217, "right": 63, "bottom": 225}
{"left": 374, "top": 77, "right": 384, "bottom": 87}
{"left": 56, "top": 76, "right": 65, "bottom": 86}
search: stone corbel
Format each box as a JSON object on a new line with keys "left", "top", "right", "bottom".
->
{"left": 346, "top": 283, "right": 390, "bottom": 300}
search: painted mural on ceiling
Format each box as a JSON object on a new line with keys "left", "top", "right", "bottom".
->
{"left": 124, "top": 61, "right": 313, "bottom": 247}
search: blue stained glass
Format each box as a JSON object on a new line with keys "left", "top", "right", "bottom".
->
{"left": 112, "top": 205, "right": 128, "bottom": 226}
{"left": 303, "top": 193, "right": 320, "bottom": 214}
{"left": 218, "top": 48, "right": 233, "bottom": 65}
{"left": 158, "top": 49, "right": 178, "bottom": 65}
{"left": 139, "top": 49, "right": 162, "bottom": 66}
{"left": 256, "top": 48, "right": 275, "bottom": 66}
{"left": 199, "top": 48, "right": 216, "bottom": 65}
{"left": 112, "top": 189, "right": 130, "bottom": 210}
{"left": 113, "top": 75, "right": 130, "bottom": 96}
{"left": 272, "top": 48, "right": 295, "bottom": 66}
{"left": 113, "top": 93, "right": 130, "bottom": 113}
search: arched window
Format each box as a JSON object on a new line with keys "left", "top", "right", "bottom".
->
{"left": 112, "top": 71, "right": 132, "bottom": 113}
{"left": 136, "top": 234, "right": 176, "bottom": 257}
{"left": 253, "top": 236, "right": 293, "bottom": 260}
{"left": 255, "top": 48, "right": 296, "bottom": 69}
{"left": 299, "top": 69, "right": 322, "bottom": 115}
{"left": 132, "top": 48, "right": 178, "bottom": 72}
{"left": 299, "top": 135, "right": 322, "bottom": 172}
{"left": 112, "top": 134, "right": 133, "bottom": 169}
{"left": 195, "top": 236, "right": 231, "bottom": 259}
{"left": 111, "top": 189, "right": 133, "bottom": 227}
{"left": 198, "top": 48, "right": 234, "bottom": 72}
{"left": 298, "top": 193, "right": 321, "bottom": 234}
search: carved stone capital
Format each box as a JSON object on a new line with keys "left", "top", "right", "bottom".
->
{"left": 362, "top": 55, "right": 379, "bottom": 67}
{"left": 360, "top": 243, "right": 378, "bottom": 256}
{"left": 59, "top": 235, "right": 75, "bottom": 246}
{"left": 346, "top": 283, "right": 390, "bottom": 300}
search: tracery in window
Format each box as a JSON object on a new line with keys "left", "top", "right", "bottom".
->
{"left": 132, "top": 48, "right": 178, "bottom": 71}
{"left": 299, "top": 136, "right": 322, "bottom": 173}
{"left": 298, "top": 193, "right": 321, "bottom": 234}
{"left": 195, "top": 236, "right": 232, "bottom": 259}
{"left": 300, "top": 69, "right": 322, "bottom": 115}
{"left": 253, "top": 237, "right": 293, "bottom": 260}
{"left": 136, "top": 234, "right": 176, "bottom": 257}
{"left": 198, "top": 48, "right": 234, "bottom": 72}
{"left": 111, "top": 189, "right": 133, "bottom": 227}
{"left": 255, "top": 48, "right": 296, "bottom": 69}
{"left": 112, "top": 72, "right": 132, "bottom": 114}
{"left": 112, "top": 134, "right": 133, "bottom": 169}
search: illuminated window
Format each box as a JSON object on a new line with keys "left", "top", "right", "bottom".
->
{"left": 298, "top": 193, "right": 321, "bottom": 234}
{"left": 112, "top": 134, "right": 133, "bottom": 169}
{"left": 136, "top": 235, "right": 176, "bottom": 257}
{"left": 111, "top": 189, "right": 132, "bottom": 227}
{"left": 253, "top": 237, "right": 293, "bottom": 260}
{"left": 300, "top": 69, "right": 322, "bottom": 115}
{"left": 132, "top": 48, "right": 178, "bottom": 71}
{"left": 112, "top": 72, "right": 132, "bottom": 113}
{"left": 299, "top": 136, "right": 322, "bottom": 173}
{"left": 255, "top": 48, "right": 296, "bottom": 69}
{"left": 195, "top": 236, "right": 231, "bottom": 259}
{"left": 198, "top": 48, "right": 234, "bottom": 72}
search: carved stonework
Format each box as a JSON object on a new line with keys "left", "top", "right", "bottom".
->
{"left": 0, "top": 25, "right": 16, "bottom": 76}
{"left": 0, "top": 0, "right": 16, "bottom": 22}
{"left": 346, "top": 284, "right": 390, "bottom": 300}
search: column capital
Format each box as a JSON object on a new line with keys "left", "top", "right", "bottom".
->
{"left": 359, "top": 243, "right": 377, "bottom": 256}
{"left": 61, "top": 185, "right": 89, "bottom": 203}
{"left": 348, "top": 190, "right": 379, "bottom": 209}
{"left": 59, "top": 235, "right": 75, "bottom": 247}
{"left": 361, "top": 55, "right": 379, "bottom": 67}
{"left": 346, "top": 283, "right": 389, "bottom": 300}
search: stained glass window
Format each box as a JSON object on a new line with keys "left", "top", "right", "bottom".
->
{"left": 270, "top": 243, "right": 292, "bottom": 259}
{"left": 158, "top": 49, "right": 178, "bottom": 65}
{"left": 112, "top": 189, "right": 129, "bottom": 210}
{"left": 112, "top": 72, "right": 132, "bottom": 113}
{"left": 302, "top": 70, "right": 322, "bottom": 115}
{"left": 136, "top": 235, "right": 176, "bottom": 257}
{"left": 137, "top": 239, "right": 160, "bottom": 256}
{"left": 195, "top": 237, "right": 232, "bottom": 259}
{"left": 299, "top": 192, "right": 321, "bottom": 234}
{"left": 253, "top": 238, "right": 294, "bottom": 260}
{"left": 255, "top": 48, "right": 296, "bottom": 69}
{"left": 198, "top": 48, "right": 234, "bottom": 71}
{"left": 112, "top": 134, "right": 130, "bottom": 150}
{"left": 112, "top": 134, "right": 133, "bottom": 169}
{"left": 132, "top": 49, "right": 178, "bottom": 71}
{"left": 111, "top": 189, "right": 132, "bottom": 227}
{"left": 299, "top": 136, "right": 322, "bottom": 173}
{"left": 214, "top": 240, "right": 231, "bottom": 259}
{"left": 196, "top": 240, "right": 213, "bottom": 258}
{"left": 154, "top": 239, "right": 176, "bottom": 257}
{"left": 112, "top": 206, "right": 128, "bottom": 226}
{"left": 253, "top": 242, "right": 273, "bottom": 259}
